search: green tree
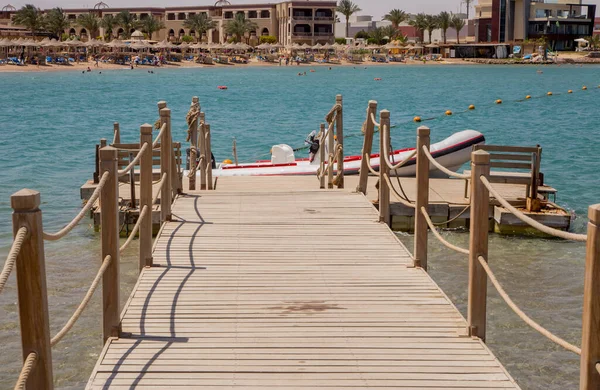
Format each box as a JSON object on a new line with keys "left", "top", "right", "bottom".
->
{"left": 115, "top": 10, "right": 141, "bottom": 39}
{"left": 383, "top": 9, "right": 408, "bottom": 28}
{"left": 337, "top": 0, "right": 361, "bottom": 38}
{"left": 586, "top": 35, "right": 600, "bottom": 50}
{"left": 368, "top": 27, "right": 386, "bottom": 45}
{"left": 45, "top": 8, "right": 71, "bottom": 40}
{"left": 409, "top": 13, "right": 426, "bottom": 43}
{"left": 437, "top": 11, "right": 451, "bottom": 44}
{"left": 423, "top": 14, "right": 438, "bottom": 43}
{"left": 101, "top": 14, "right": 117, "bottom": 41}
{"left": 181, "top": 35, "right": 194, "bottom": 43}
{"left": 259, "top": 35, "right": 277, "bottom": 44}
{"left": 140, "top": 17, "right": 165, "bottom": 40}
{"left": 354, "top": 30, "right": 369, "bottom": 39}
{"left": 379, "top": 25, "right": 397, "bottom": 41}
{"left": 225, "top": 13, "right": 258, "bottom": 43}
{"left": 183, "top": 13, "right": 216, "bottom": 42}
{"left": 450, "top": 15, "right": 465, "bottom": 44}
{"left": 335, "top": 37, "right": 347, "bottom": 45}
{"left": 77, "top": 13, "right": 100, "bottom": 39}
{"left": 13, "top": 4, "right": 45, "bottom": 37}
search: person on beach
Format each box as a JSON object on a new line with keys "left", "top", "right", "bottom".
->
{"left": 279, "top": 57, "right": 282, "bottom": 66}
{"left": 94, "top": 55, "right": 99, "bottom": 67}
{"left": 285, "top": 57, "right": 289, "bottom": 66}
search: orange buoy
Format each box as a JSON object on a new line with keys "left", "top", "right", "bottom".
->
{"left": 445, "top": 110, "right": 452, "bottom": 116}
{"left": 374, "top": 78, "right": 382, "bottom": 81}
{"left": 496, "top": 99, "right": 502, "bottom": 104}
{"left": 547, "top": 91, "right": 553, "bottom": 96}
{"left": 525, "top": 95, "right": 531, "bottom": 99}
{"left": 583, "top": 86, "right": 588, "bottom": 90}
{"left": 568, "top": 90, "right": 573, "bottom": 94}
{"left": 218, "top": 86, "right": 228, "bottom": 90}
{"left": 413, "top": 116, "right": 421, "bottom": 122}
{"left": 468, "top": 105, "right": 475, "bottom": 110}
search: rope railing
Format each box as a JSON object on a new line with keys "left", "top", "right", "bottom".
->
{"left": 50, "top": 255, "right": 112, "bottom": 347}
{"left": 381, "top": 132, "right": 417, "bottom": 171}
{"left": 364, "top": 154, "right": 380, "bottom": 176}
{"left": 152, "top": 123, "right": 167, "bottom": 149}
{"left": 477, "top": 255, "right": 582, "bottom": 355}
{"left": 382, "top": 173, "right": 415, "bottom": 209}
{"left": 117, "top": 142, "right": 149, "bottom": 177}
{"left": 421, "top": 207, "right": 469, "bottom": 255}
{"left": 324, "top": 103, "right": 342, "bottom": 124}
{"left": 369, "top": 112, "right": 380, "bottom": 128}
{"left": 119, "top": 206, "right": 149, "bottom": 253}
{"left": 422, "top": 145, "right": 470, "bottom": 179}
{"left": 333, "top": 144, "right": 344, "bottom": 185}
{"left": 14, "top": 352, "right": 37, "bottom": 390}
{"left": 43, "top": 172, "right": 110, "bottom": 241}
{"left": 152, "top": 172, "right": 168, "bottom": 206}
{"left": 0, "top": 226, "right": 28, "bottom": 295}
{"left": 480, "top": 176, "right": 587, "bottom": 242}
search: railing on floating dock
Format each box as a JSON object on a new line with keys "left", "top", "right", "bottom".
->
{"left": 0, "top": 95, "right": 598, "bottom": 389}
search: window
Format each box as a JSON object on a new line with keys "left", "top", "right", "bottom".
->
{"left": 248, "top": 10, "right": 257, "bottom": 18}
{"left": 167, "top": 13, "right": 175, "bottom": 21}
{"left": 68, "top": 14, "right": 76, "bottom": 20}
{"left": 260, "top": 10, "right": 270, "bottom": 18}
{"left": 224, "top": 11, "right": 233, "bottom": 19}
{"left": 177, "top": 12, "right": 186, "bottom": 20}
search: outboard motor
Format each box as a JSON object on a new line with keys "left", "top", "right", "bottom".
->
{"left": 304, "top": 131, "right": 320, "bottom": 163}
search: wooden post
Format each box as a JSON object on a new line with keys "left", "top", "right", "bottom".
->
{"left": 414, "top": 126, "right": 431, "bottom": 270}
{"left": 199, "top": 113, "right": 207, "bottom": 190}
{"left": 99, "top": 146, "right": 121, "bottom": 343}
{"left": 233, "top": 138, "right": 238, "bottom": 166}
{"left": 94, "top": 144, "right": 100, "bottom": 184}
{"left": 160, "top": 108, "right": 172, "bottom": 221}
{"left": 100, "top": 138, "right": 107, "bottom": 149}
{"left": 189, "top": 97, "right": 199, "bottom": 191}
{"left": 580, "top": 204, "right": 600, "bottom": 390}
{"left": 128, "top": 153, "right": 136, "bottom": 208}
{"left": 205, "top": 124, "right": 213, "bottom": 190}
{"left": 139, "top": 124, "right": 153, "bottom": 271}
{"left": 335, "top": 94, "right": 344, "bottom": 189}
{"left": 319, "top": 123, "right": 326, "bottom": 190}
{"left": 11, "top": 189, "right": 54, "bottom": 390}
{"left": 467, "top": 150, "right": 490, "bottom": 341}
{"left": 113, "top": 122, "right": 120, "bottom": 144}
{"left": 356, "top": 100, "right": 377, "bottom": 195}
{"left": 327, "top": 117, "right": 334, "bottom": 189}
{"left": 378, "top": 110, "right": 390, "bottom": 225}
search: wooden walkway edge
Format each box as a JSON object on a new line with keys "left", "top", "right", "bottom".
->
{"left": 87, "top": 186, "right": 521, "bottom": 389}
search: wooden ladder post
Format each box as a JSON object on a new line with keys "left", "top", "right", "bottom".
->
{"left": 327, "top": 117, "right": 334, "bottom": 189}
{"left": 319, "top": 123, "right": 326, "bottom": 189}
{"left": 189, "top": 97, "right": 200, "bottom": 191}
{"left": 160, "top": 108, "right": 172, "bottom": 221}
{"left": 205, "top": 124, "right": 213, "bottom": 190}
{"left": 100, "top": 138, "right": 107, "bottom": 149}
{"left": 378, "top": 110, "right": 391, "bottom": 225}
{"left": 113, "top": 122, "right": 120, "bottom": 144}
{"left": 99, "top": 146, "right": 121, "bottom": 343}
{"left": 233, "top": 137, "right": 238, "bottom": 166}
{"left": 11, "top": 189, "right": 54, "bottom": 390}
{"left": 139, "top": 124, "right": 153, "bottom": 271}
{"left": 335, "top": 94, "right": 344, "bottom": 189}
{"left": 199, "top": 112, "right": 207, "bottom": 190}
{"left": 356, "top": 100, "right": 377, "bottom": 195}
{"left": 414, "top": 126, "right": 431, "bottom": 270}
{"left": 580, "top": 204, "right": 600, "bottom": 390}
{"left": 467, "top": 150, "right": 490, "bottom": 341}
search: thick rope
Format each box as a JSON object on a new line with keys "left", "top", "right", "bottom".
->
{"left": 364, "top": 153, "right": 380, "bottom": 177}
{"left": 43, "top": 172, "right": 110, "bottom": 241}
{"left": 185, "top": 101, "right": 200, "bottom": 142}
{"left": 14, "top": 352, "right": 37, "bottom": 390}
{"left": 333, "top": 144, "right": 344, "bottom": 187}
{"left": 477, "top": 255, "right": 582, "bottom": 355}
{"left": 0, "top": 227, "right": 28, "bottom": 295}
{"left": 422, "top": 145, "right": 470, "bottom": 179}
{"left": 119, "top": 206, "right": 148, "bottom": 253}
{"left": 382, "top": 133, "right": 417, "bottom": 171}
{"left": 325, "top": 103, "right": 341, "bottom": 123}
{"left": 480, "top": 176, "right": 587, "bottom": 241}
{"left": 432, "top": 204, "right": 471, "bottom": 226}
{"left": 152, "top": 123, "right": 167, "bottom": 149}
{"left": 51, "top": 255, "right": 112, "bottom": 347}
{"left": 369, "top": 112, "right": 380, "bottom": 128}
{"left": 383, "top": 173, "right": 416, "bottom": 209}
{"left": 117, "top": 142, "right": 149, "bottom": 177}
{"left": 421, "top": 207, "right": 470, "bottom": 254}
{"left": 152, "top": 173, "right": 168, "bottom": 205}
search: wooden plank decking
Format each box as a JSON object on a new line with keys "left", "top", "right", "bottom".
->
{"left": 87, "top": 182, "right": 520, "bottom": 389}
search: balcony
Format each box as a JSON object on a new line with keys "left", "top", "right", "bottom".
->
{"left": 292, "top": 31, "right": 312, "bottom": 36}
{"left": 293, "top": 15, "right": 313, "bottom": 21}
{"left": 314, "top": 31, "right": 333, "bottom": 36}
{"left": 314, "top": 16, "right": 334, "bottom": 21}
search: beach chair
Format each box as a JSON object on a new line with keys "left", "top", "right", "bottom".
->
{"left": 46, "top": 56, "right": 53, "bottom": 64}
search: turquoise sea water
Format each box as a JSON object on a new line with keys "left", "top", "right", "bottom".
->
{"left": 0, "top": 64, "right": 599, "bottom": 389}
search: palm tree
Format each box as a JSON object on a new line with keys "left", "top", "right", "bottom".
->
{"left": 409, "top": 13, "right": 426, "bottom": 44}
{"left": 115, "top": 10, "right": 140, "bottom": 39}
{"left": 383, "top": 9, "right": 408, "bottom": 29}
{"left": 77, "top": 13, "right": 100, "bottom": 39}
{"left": 451, "top": 15, "right": 466, "bottom": 44}
{"left": 183, "top": 13, "right": 216, "bottom": 42}
{"left": 140, "top": 17, "right": 165, "bottom": 40}
{"left": 423, "top": 14, "right": 438, "bottom": 44}
{"left": 437, "top": 11, "right": 451, "bottom": 44}
{"left": 586, "top": 35, "right": 600, "bottom": 50}
{"left": 100, "top": 14, "right": 117, "bottom": 41}
{"left": 395, "top": 33, "right": 408, "bottom": 45}
{"left": 13, "top": 4, "right": 45, "bottom": 37}
{"left": 379, "top": 25, "right": 397, "bottom": 42}
{"left": 464, "top": 0, "right": 474, "bottom": 20}
{"left": 45, "top": 8, "right": 70, "bottom": 40}
{"left": 368, "top": 27, "right": 385, "bottom": 45}
{"left": 336, "top": 0, "right": 361, "bottom": 38}
{"left": 225, "top": 13, "right": 257, "bottom": 43}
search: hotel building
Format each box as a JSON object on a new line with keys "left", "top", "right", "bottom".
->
{"left": 474, "top": 0, "right": 596, "bottom": 50}
{"left": 0, "top": 0, "right": 336, "bottom": 45}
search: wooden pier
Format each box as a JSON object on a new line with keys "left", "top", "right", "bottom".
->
{"left": 87, "top": 182, "right": 520, "bottom": 389}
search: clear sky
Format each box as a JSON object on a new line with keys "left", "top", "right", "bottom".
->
{"left": 6, "top": 0, "right": 600, "bottom": 19}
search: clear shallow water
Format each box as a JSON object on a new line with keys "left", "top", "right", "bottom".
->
{"left": 0, "top": 64, "right": 598, "bottom": 389}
